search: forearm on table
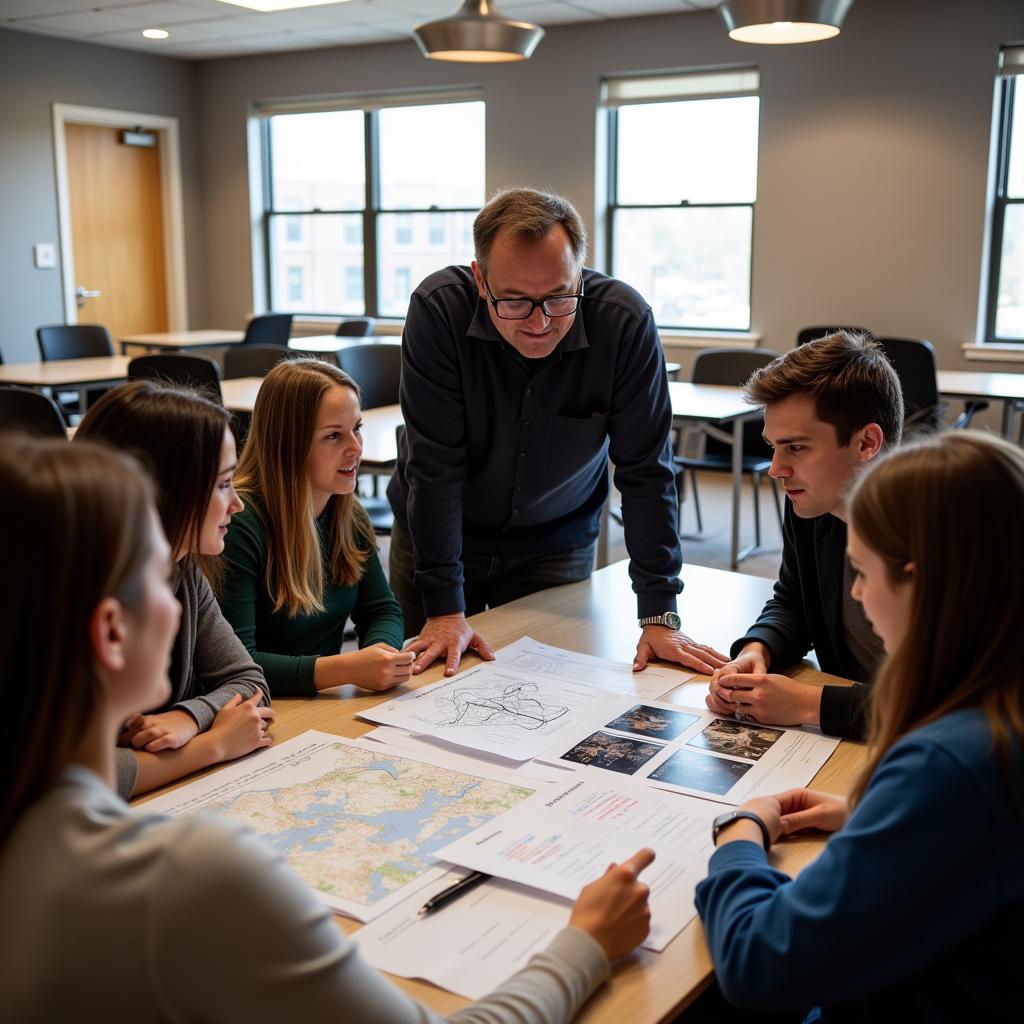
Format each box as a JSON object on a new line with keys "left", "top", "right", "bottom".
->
{"left": 128, "top": 731, "right": 230, "bottom": 797}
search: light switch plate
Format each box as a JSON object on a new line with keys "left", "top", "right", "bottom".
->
{"left": 34, "top": 243, "right": 56, "bottom": 269}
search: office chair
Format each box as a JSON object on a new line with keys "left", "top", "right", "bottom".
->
{"left": 128, "top": 354, "right": 223, "bottom": 402}
{"left": 0, "top": 386, "right": 69, "bottom": 438}
{"left": 336, "top": 317, "right": 376, "bottom": 338}
{"left": 338, "top": 343, "right": 401, "bottom": 410}
{"left": 224, "top": 344, "right": 290, "bottom": 379}
{"left": 675, "top": 348, "right": 783, "bottom": 549}
{"left": 242, "top": 313, "right": 293, "bottom": 347}
{"left": 36, "top": 323, "right": 116, "bottom": 414}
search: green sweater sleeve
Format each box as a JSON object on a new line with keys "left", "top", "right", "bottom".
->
{"left": 219, "top": 507, "right": 320, "bottom": 698}
{"left": 351, "top": 547, "right": 405, "bottom": 651}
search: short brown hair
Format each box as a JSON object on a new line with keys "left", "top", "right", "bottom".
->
{"left": 744, "top": 332, "right": 904, "bottom": 448}
{"left": 473, "top": 188, "right": 587, "bottom": 275}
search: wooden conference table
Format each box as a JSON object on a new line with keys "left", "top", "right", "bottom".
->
{"left": 120, "top": 329, "right": 245, "bottom": 355}
{"left": 140, "top": 559, "right": 862, "bottom": 1023}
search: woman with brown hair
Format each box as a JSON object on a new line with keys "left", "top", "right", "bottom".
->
{"left": 0, "top": 436, "right": 655, "bottom": 1022}
{"left": 694, "top": 431, "right": 1024, "bottom": 1022}
{"left": 218, "top": 358, "right": 408, "bottom": 696}
{"left": 76, "top": 380, "right": 272, "bottom": 797}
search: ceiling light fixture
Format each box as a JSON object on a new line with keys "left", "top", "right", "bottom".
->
{"left": 214, "top": 0, "right": 351, "bottom": 12}
{"left": 142, "top": 28, "right": 170, "bottom": 40}
{"left": 412, "top": 0, "right": 544, "bottom": 63}
{"left": 717, "top": 0, "right": 853, "bottom": 45}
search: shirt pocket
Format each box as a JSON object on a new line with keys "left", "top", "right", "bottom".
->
{"left": 548, "top": 412, "right": 610, "bottom": 480}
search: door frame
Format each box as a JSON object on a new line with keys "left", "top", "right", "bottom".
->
{"left": 52, "top": 103, "right": 188, "bottom": 330}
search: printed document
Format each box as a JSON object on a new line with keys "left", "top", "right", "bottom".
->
{"left": 436, "top": 775, "right": 726, "bottom": 951}
{"left": 536, "top": 697, "right": 840, "bottom": 805}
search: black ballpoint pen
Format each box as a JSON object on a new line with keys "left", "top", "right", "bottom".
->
{"left": 417, "top": 871, "right": 491, "bottom": 916}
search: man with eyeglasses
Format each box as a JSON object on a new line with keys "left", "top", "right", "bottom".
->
{"left": 387, "top": 188, "right": 727, "bottom": 678}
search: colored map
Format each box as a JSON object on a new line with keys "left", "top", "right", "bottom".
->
{"left": 203, "top": 739, "right": 535, "bottom": 919}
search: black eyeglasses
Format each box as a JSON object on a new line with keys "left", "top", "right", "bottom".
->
{"left": 483, "top": 275, "right": 584, "bottom": 320}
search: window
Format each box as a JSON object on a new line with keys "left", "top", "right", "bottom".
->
{"left": 287, "top": 266, "right": 304, "bottom": 302}
{"left": 262, "top": 98, "right": 484, "bottom": 318}
{"left": 986, "top": 48, "right": 1024, "bottom": 342}
{"left": 605, "top": 70, "right": 759, "bottom": 331}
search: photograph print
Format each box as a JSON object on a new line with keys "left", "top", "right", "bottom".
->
{"left": 687, "top": 717, "right": 784, "bottom": 761}
{"left": 647, "top": 747, "right": 752, "bottom": 796}
{"left": 604, "top": 703, "right": 699, "bottom": 741}
{"left": 560, "top": 730, "right": 664, "bottom": 775}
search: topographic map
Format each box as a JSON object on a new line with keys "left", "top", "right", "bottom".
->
{"left": 146, "top": 732, "right": 536, "bottom": 921}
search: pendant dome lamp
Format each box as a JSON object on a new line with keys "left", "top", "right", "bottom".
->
{"left": 717, "top": 0, "right": 854, "bottom": 45}
{"left": 412, "top": 0, "right": 545, "bottom": 63}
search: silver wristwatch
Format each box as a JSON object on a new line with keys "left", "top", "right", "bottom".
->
{"left": 638, "top": 611, "right": 681, "bottom": 630}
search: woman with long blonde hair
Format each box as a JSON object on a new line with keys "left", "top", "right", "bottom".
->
{"left": 693, "top": 431, "right": 1024, "bottom": 1022}
{"left": 0, "top": 435, "right": 656, "bottom": 1020}
{"left": 219, "top": 359, "right": 408, "bottom": 695}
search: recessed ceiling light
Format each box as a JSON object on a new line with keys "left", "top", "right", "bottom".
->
{"left": 142, "top": 28, "right": 170, "bottom": 40}
{"left": 214, "top": 0, "right": 352, "bottom": 11}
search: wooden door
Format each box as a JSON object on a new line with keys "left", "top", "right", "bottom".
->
{"left": 65, "top": 123, "right": 168, "bottom": 340}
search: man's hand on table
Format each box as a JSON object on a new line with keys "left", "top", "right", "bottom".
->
{"left": 707, "top": 642, "right": 822, "bottom": 726}
{"left": 633, "top": 625, "right": 729, "bottom": 675}
{"left": 407, "top": 613, "right": 496, "bottom": 677}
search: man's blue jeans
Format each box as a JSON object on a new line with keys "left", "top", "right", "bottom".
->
{"left": 388, "top": 518, "right": 596, "bottom": 639}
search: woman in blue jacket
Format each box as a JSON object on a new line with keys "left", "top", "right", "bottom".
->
{"left": 697, "top": 431, "right": 1024, "bottom": 1022}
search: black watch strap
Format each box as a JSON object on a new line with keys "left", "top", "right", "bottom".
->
{"left": 711, "top": 810, "right": 771, "bottom": 851}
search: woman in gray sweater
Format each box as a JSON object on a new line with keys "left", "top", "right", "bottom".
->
{"left": 0, "top": 436, "right": 653, "bottom": 1022}
{"left": 76, "top": 380, "right": 272, "bottom": 797}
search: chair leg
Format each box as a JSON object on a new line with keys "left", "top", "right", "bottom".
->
{"left": 770, "top": 477, "right": 784, "bottom": 530}
{"left": 690, "top": 469, "right": 704, "bottom": 533}
{"left": 751, "top": 471, "right": 762, "bottom": 549}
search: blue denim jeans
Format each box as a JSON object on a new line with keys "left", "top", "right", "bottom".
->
{"left": 389, "top": 518, "right": 596, "bottom": 638}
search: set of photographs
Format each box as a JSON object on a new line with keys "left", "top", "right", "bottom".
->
{"left": 557, "top": 703, "right": 785, "bottom": 797}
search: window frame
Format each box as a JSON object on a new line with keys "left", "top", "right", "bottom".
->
{"left": 261, "top": 99, "right": 482, "bottom": 320}
{"left": 604, "top": 79, "right": 758, "bottom": 333}
{"left": 985, "top": 74, "right": 1024, "bottom": 344}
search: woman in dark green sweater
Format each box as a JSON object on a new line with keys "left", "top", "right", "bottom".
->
{"left": 219, "top": 359, "right": 408, "bottom": 697}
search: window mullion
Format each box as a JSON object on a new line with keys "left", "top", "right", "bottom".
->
{"left": 364, "top": 110, "right": 379, "bottom": 319}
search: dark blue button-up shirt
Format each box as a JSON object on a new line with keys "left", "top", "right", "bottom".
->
{"left": 387, "top": 265, "right": 682, "bottom": 619}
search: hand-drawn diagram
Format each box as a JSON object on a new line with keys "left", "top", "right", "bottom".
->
{"left": 432, "top": 679, "right": 570, "bottom": 732}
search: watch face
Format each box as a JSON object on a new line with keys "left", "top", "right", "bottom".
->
{"left": 665, "top": 612, "right": 681, "bottom": 631}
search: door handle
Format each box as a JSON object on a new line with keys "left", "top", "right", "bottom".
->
{"left": 75, "top": 286, "right": 101, "bottom": 308}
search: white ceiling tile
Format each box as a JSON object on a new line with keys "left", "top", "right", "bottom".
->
{"left": 16, "top": 10, "right": 141, "bottom": 34}
{"left": 0, "top": 1, "right": 85, "bottom": 18}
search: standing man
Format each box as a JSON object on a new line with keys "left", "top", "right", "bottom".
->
{"left": 387, "top": 188, "right": 726, "bottom": 677}
{"left": 706, "top": 332, "right": 905, "bottom": 739}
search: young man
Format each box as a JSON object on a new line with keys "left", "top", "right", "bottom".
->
{"left": 706, "top": 333, "right": 904, "bottom": 740}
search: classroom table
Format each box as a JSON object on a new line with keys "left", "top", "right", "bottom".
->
{"left": 119, "top": 329, "right": 245, "bottom": 355}
{"left": 288, "top": 334, "right": 400, "bottom": 355}
{"left": 140, "top": 559, "right": 862, "bottom": 1022}
{"left": 670, "top": 382, "right": 763, "bottom": 572}
{"left": 0, "top": 355, "right": 132, "bottom": 411}
{"left": 937, "top": 369, "right": 1024, "bottom": 440}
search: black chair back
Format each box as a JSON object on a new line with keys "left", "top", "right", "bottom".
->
{"left": 796, "top": 325, "right": 872, "bottom": 347}
{"left": 242, "top": 314, "right": 293, "bottom": 347}
{"left": 338, "top": 343, "right": 401, "bottom": 409}
{"left": 36, "top": 324, "right": 114, "bottom": 361}
{"left": 692, "top": 348, "right": 780, "bottom": 460}
{"left": 224, "top": 344, "right": 290, "bottom": 379}
{"left": 0, "top": 386, "right": 68, "bottom": 438}
{"left": 336, "top": 317, "right": 376, "bottom": 338}
{"left": 128, "top": 354, "right": 223, "bottom": 402}
{"left": 875, "top": 337, "right": 941, "bottom": 434}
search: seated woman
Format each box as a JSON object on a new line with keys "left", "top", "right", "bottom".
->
{"left": 76, "top": 381, "right": 272, "bottom": 797}
{"left": 0, "top": 435, "right": 654, "bottom": 1021}
{"left": 695, "top": 431, "right": 1024, "bottom": 1022}
{"left": 218, "top": 359, "right": 409, "bottom": 696}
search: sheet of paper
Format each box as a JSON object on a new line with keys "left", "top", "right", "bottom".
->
{"left": 359, "top": 662, "right": 622, "bottom": 762}
{"left": 142, "top": 731, "right": 546, "bottom": 922}
{"left": 355, "top": 869, "right": 574, "bottom": 999}
{"left": 437, "top": 776, "right": 726, "bottom": 951}
{"left": 535, "top": 697, "right": 840, "bottom": 805}
{"left": 496, "top": 636, "right": 694, "bottom": 699}
{"left": 360, "top": 725, "right": 571, "bottom": 784}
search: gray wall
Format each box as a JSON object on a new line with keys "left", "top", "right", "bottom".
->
{"left": 195, "top": 0, "right": 1024, "bottom": 377}
{"left": 0, "top": 28, "right": 203, "bottom": 363}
